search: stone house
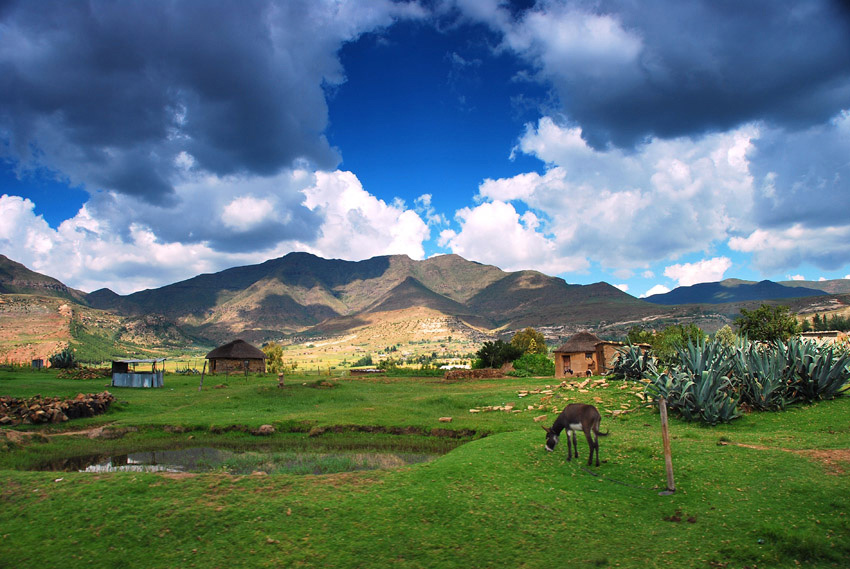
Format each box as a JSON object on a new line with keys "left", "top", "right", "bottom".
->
{"left": 552, "top": 331, "right": 625, "bottom": 378}
{"left": 206, "top": 339, "right": 267, "bottom": 374}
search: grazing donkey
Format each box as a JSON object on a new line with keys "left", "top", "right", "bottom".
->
{"left": 543, "top": 403, "right": 608, "bottom": 467}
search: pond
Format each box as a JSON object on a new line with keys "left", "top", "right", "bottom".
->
{"left": 37, "top": 447, "right": 439, "bottom": 475}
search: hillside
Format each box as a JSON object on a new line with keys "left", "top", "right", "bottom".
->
{"left": 7, "top": 253, "right": 849, "bottom": 361}
{"left": 0, "top": 294, "right": 199, "bottom": 364}
{"left": 85, "top": 252, "right": 663, "bottom": 343}
{"left": 645, "top": 279, "right": 828, "bottom": 305}
{"left": 0, "top": 255, "right": 87, "bottom": 303}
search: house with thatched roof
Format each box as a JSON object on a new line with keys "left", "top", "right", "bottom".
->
{"left": 552, "top": 332, "right": 624, "bottom": 378}
{"left": 206, "top": 339, "right": 266, "bottom": 374}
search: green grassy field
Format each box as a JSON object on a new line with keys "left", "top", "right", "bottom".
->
{"left": 1, "top": 369, "right": 849, "bottom": 568}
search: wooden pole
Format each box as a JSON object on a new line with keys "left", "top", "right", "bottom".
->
{"left": 198, "top": 360, "right": 207, "bottom": 392}
{"left": 659, "top": 396, "right": 676, "bottom": 495}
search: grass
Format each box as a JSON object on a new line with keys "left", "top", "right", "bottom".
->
{"left": 1, "top": 368, "right": 849, "bottom": 568}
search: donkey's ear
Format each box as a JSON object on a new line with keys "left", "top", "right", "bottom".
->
{"left": 541, "top": 425, "right": 551, "bottom": 433}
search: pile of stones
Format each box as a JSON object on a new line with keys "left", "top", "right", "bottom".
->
{"left": 0, "top": 391, "right": 116, "bottom": 426}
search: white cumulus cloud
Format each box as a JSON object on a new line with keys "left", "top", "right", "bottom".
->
{"left": 641, "top": 284, "right": 670, "bottom": 298}
{"left": 300, "top": 170, "right": 429, "bottom": 261}
{"left": 663, "top": 257, "right": 732, "bottom": 287}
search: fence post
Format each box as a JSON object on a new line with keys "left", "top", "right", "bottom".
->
{"left": 198, "top": 360, "right": 207, "bottom": 392}
{"left": 659, "top": 396, "right": 676, "bottom": 495}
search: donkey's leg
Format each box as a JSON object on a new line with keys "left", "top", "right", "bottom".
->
{"left": 565, "top": 429, "right": 573, "bottom": 461}
{"left": 571, "top": 430, "right": 578, "bottom": 458}
{"left": 584, "top": 429, "right": 596, "bottom": 466}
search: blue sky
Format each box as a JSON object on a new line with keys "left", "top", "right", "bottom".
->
{"left": 1, "top": 0, "right": 850, "bottom": 297}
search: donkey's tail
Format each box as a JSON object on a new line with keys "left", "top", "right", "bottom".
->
{"left": 598, "top": 429, "right": 610, "bottom": 437}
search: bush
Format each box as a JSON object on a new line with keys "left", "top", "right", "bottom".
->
{"left": 351, "top": 354, "right": 373, "bottom": 367}
{"left": 508, "top": 353, "right": 555, "bottom": 377}
{"left": 474, "top": 340, "right": 523, "bottom": 369}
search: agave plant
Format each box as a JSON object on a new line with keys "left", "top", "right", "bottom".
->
{"left": 782, "top": 338, "right": 850, "bottom": 402}
{"left": 612, "top": 343, "right": 657, "bottom": 381}
{"left": 675, "top": 337, "right": 736, "bottom": 379}
{"left": 732, "top": 341, "right": 793, "bottom": 411}
{"left": 645, "top": 366, "right": 740, "bottom": 425}
{"left": 49, "top": 347, "right": 77, "bottom": 369}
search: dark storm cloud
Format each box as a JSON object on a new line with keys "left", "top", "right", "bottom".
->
{"left": 0, "top": 0, "right": 351, "bottom": 204}
{"left": 495, "top": 0, "right": 850, "bottom": 149}
{"left": 748, "top": 114, "right": 850, "bottom": 229}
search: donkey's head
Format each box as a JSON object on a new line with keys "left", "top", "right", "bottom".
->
{"left": 542, "top": 426, "right": 559, "bottom": 452}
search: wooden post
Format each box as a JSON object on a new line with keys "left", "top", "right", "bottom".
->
{"left": 198, "top": 360, "right": 207, "bottom": 392}
{"left": 658, "top": 397, "right": 676, "bottom": 495}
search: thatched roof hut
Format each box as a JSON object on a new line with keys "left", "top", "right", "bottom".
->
{"left": 552, "top": 331, "right": 624, "bottom": 378}
{"left": 553, "top": 331, "right": 603, "bottom": 354}
{"left": 206, "top": 339, "right": 266, "bottom": 374}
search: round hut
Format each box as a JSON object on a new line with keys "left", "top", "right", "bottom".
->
{"left": 206, "top": 339, "right": 267, "bottom": 374}
{"left": 552, "top": 331, "right": 603, "bottom": 379}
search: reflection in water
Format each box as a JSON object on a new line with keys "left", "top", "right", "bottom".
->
{"left": 37, "top": 447, "right": 438, "bottom": 475}
{"left": 81, "top": 448, "right": 230, "bottom": 473}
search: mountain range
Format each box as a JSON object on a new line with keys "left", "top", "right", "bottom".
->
{"left": 644, "top": 279, "right": 833, "bottom": 305}
{"left": 1, "top": 253, "right": 848, "bottom": 359}
{"left": 84, "top": 252, "right": 664, "bottom": 343}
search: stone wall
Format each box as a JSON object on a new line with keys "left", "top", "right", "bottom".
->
{"left": 0, "top": 391, "right": 115, "bottom": 426}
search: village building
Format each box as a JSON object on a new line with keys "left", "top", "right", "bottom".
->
{"left": 799, "top": 330, "right": 848, "bottom": 345}
{"left": 552, "top": 332, "right": 626, "bottom": 378}
{"left": 205, "top": 339, "right": 267, "bottom": 374}
{"left": 111, "top": 358, "right": 166, "bottom": 388}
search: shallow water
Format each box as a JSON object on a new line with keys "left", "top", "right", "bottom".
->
{"left": 37, "top": 447, "right": 438, "bottom": 475}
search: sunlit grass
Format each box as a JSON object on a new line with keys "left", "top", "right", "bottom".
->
{"left": 1, "top": 368, "right": 849, "bottom": 568}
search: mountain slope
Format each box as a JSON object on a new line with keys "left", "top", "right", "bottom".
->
{"left": 0, "top": 255, "right": 87, "bottom": 303}
{"left": 84, "top": 252, "right": 663, "bottom": 341}
{"left": 645, "top": 279, "right": 829, "bottom": 305}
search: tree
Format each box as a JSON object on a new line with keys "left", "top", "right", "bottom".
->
{"left": 735, "top": 304, "right": 798, "bottom": 342}
{"left": 510, "top": 327, "right": 548, "bottom": 355}
{"left": 262, "top": 342, "right": 284, "bottom": 374}
{"left": 475, "top": 340, "right": 523, "bottom": 369}
{"left": 651, "top": 323, "right": 706, "bottom": 365}
{"left": 626, "top": 325, "right": 653, "bottom": 345}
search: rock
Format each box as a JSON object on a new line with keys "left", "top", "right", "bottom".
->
{"left": 438, "top": 417, "right": 452, "bottom": 423}
{"left": 253, "top": 424, "right": 275, "bottom": 436}
{"left": 87, "top": 427, "right": 105, "bottom": 439}
{"left": 533, "top": 415, "right": 548, "bottom": 423}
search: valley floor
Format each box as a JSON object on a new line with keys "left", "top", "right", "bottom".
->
{"left": 1, "top": 370, "right": 849, "bottom": 568}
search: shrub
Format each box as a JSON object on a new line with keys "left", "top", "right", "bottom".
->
{"left": 474, "top": 340, "right": 523, "bottom": 369}
{"left": 508, "top": 353, "right": 555, "bottom": 377}
{"left": 351, "top": 354, "right": 373, "bottom": 367}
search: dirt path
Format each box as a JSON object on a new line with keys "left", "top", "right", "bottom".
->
{"left": 731, "top": 443, "right": 850, "bottom": 475}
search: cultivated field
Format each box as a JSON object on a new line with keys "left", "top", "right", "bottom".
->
{"left": 1, "top": 369, "right": 848, "bottom": 568}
